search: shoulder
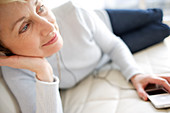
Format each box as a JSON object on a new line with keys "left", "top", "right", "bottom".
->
{"left": 52, "top": 1, "right": 96, "bottom": 30}
{"left": 52, "top": 1, "right": 94, "bottom": 19}
{"left": 52, "top": 1, "right": 78, "bottom": 18}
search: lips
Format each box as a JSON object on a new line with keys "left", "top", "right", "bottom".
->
{"left": 43, "top": 34, "right": 58, "bottom": 46}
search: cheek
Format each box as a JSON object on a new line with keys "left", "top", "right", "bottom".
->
{"left": 7, "top": 37, "right": 40, "bottom": 54}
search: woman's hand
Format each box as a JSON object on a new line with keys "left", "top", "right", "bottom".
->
{"left": 0, "top": 55, "right": 54, "bottom": 82}
{"left": 130, "top": 74, "right": 170, "bottom": 101}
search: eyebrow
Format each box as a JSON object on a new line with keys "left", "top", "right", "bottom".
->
{"left": 11, "top": 17, "right": 25, "bottom": 31}
{"left": 11, "top": 0, "right": 39, "bottom": 31}
{"left": 35, "top": 0, "right": 38, "bottom": 6}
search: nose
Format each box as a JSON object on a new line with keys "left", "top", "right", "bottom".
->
{"left": 35, "top": 16, "right": 55, "bottom": 37}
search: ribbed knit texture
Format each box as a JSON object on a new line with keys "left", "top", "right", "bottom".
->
{"left": 36, "top": 77, "right": 63, "bottom": 113}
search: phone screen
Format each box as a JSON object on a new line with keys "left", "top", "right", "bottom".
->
{"left": 146, "top": 88, "right": 168, "bottom": 95}
{"left": 145, "top": 84, "right": 170, "bottom": 109}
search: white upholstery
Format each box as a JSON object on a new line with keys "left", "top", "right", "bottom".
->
{"left": 0, "top": 9, "right": 170, "bottom": 113}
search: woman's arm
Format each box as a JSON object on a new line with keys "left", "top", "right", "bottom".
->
{"left": 0, "top": 55, "right": 53, "bottom": 82}
{"left": 0, "top": 55, "right": 63, "bottom": 113}
{"left": 80, "top": 9, "right": 170, "bottom": 100}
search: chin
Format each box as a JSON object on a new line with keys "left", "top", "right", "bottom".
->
{"left": 44, "top": 44, "right": 63, "bottom": 57}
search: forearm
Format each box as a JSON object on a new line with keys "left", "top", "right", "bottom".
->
{"left": 0, "top": 55, "right": 63, "bottom": 112}
{"left": 35, "top": 61, "right": 63, "bottom": 113}
{"left": 86, "top": 10, "right": 142, "bottom": 80}
{"left": 36, "top": 76, "right": 63, "bottom": 113}
{"left": 35, "top": 60, "right": 63, "bottom": 112}
{"left": 109, "top": 37, "right": 142, "bottom": 80}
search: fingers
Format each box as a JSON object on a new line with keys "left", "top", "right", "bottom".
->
{"left": 147, "top": 76, "right": 170, "bottom": 93}
{"left": 131, "top": 74, "right": 170, "bottom": 101}
{"left": 136, "top": 84, "right": 148, "bottom": 101}
{"left": 159, "top": 75, "right": 170, "bottom": 84}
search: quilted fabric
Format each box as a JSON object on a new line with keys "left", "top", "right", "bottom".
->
{"left": 61, "top": 42, "right": 170, "bottom": 113}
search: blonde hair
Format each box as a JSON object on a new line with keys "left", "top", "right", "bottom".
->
{"left": 0, "top": 0, "right": 26, "bottom": 4}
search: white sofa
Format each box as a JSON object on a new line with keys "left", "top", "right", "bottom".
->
{"left": 0, "top": 9, "right": 170, "bottom": 113}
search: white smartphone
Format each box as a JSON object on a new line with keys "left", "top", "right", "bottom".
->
{"left": 145, "top": 84, "right": 170, "bottom": 109}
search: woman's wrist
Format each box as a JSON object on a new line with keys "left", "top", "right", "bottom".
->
{"left": 35, "top": 61, "right": 54, "bottom": 82}
{"left": 36, "top": 72, "right": 54, "bottom": 82}
{"left": 130, "top": 73, "right": 143, "bottom": 83}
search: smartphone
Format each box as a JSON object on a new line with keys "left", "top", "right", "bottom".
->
{"left": 145, "top": 84, "right": 170, "bottom": 109}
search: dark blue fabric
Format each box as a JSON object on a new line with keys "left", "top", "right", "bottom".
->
{"left": 105, "top": 8, "right": 170, "bottom": 53}
{"left": 106, "top": 9, "right": 163, "bottom": 35}
{"left": 121, "top": 22, "right": 170, "bottom": 53}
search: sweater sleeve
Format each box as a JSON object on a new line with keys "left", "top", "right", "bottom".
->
{"left": 36, "top": 76, "right": 63, "bottom": 113}
{"left": 1, "top": 66, "right": 63, "bottom": 113}
{"left": 82, "top": 9, "right": 143, "bottom": 80}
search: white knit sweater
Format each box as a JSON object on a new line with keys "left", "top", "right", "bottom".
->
{"left": 2, "top": 1, "right": 142, "bottom": 113}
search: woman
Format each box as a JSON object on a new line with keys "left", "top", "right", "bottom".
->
{"left": 0, "top": 0, "right": 169, "bottom": 113}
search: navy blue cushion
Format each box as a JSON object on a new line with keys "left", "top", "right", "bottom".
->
{"left": 105, "top": 8, "right": 170, "bottom": 53}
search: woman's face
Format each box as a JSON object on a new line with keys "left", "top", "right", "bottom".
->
{"left": 0, "top": 0, "right": 63, "bottom": 57}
